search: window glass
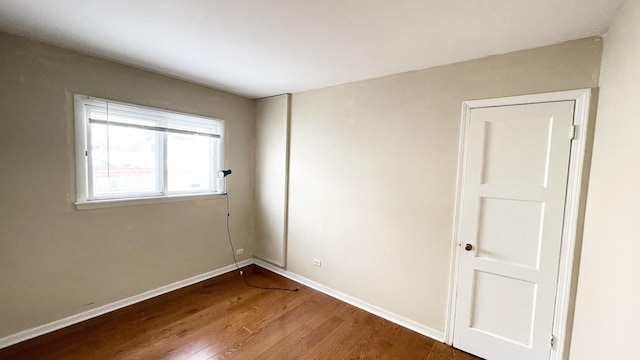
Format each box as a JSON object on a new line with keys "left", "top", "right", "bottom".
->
{"left": 90, "top": 123, "right": 159, "bottom": 197}
{"left": 167, "top": 133, "right": 215, "bottom": 192}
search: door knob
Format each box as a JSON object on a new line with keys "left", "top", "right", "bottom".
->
{"left": 465, "top": 243, "right": 473, "bottom": 251}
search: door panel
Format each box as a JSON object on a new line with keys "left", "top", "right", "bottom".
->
{"left": 482, "top": 117, "right": 552, "bottom": 186}
{"left": 453, "top": 101, "right": 575, "bottom": 360}
{"left": 471, "top": 271, "right": 536, "bottom": 346}
{"left": 477, "top": 197, "right": 543, "bottom": 268}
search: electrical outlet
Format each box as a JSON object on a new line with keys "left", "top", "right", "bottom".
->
{"left": 235, "top": 248, "right": 244, "bottom": 255}
{"left": 312, "top": 258, "right": 322, "bottom": 267}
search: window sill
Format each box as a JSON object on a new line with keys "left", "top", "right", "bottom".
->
{"left": 75, "top": 193, "right": 226, "bottom": 210}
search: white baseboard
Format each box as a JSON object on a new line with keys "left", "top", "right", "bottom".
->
{"left": 0, "top": 259, "right": 253, "bottom": 349}
{"left": 253, "top": 259, "right": 445, "bottom": 342}
{"left": 2, "top": 257, "right": 444, "bottom": 350}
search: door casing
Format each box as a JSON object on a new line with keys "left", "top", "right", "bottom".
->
{"left": 445, "top": 89, "right": 592, "bottom": 360}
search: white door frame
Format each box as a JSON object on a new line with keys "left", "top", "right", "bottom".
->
{"left": 445, "top": 89, "right": 592, "bottom": 360}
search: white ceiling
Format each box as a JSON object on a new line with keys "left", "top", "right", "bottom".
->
{"left": 0, "top": 0, "right": 626, "bottom": 99}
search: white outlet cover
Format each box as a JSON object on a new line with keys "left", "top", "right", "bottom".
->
{"left": 236, "top": 248, "right": 244, "bottom": 255}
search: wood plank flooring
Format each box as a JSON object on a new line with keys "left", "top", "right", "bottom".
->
{"left": 0, "top": 265, "right": 481, "bottom": 359}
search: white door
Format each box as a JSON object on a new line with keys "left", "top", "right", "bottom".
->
{"left": 453, "top": 101, "right": 575, "bottom": 360}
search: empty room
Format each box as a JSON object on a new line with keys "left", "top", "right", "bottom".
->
{"left": 0, "top": 1, "right": 638, "bottom": 359}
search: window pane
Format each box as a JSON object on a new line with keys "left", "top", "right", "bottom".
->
{"left": 167, "top": 134, "right": 214, "bottom": 192}
{"left": 90, "top": 123, "right": 159, "bottom": 197}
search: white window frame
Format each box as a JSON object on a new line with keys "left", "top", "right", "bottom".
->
{"left": 74, "top": 94, "right": 226, "bottom": 210}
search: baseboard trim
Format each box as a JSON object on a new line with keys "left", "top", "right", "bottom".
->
{"left": 253, "top": 259, "right": 445, "bottom": 342}
{"left": 2, "top": 257, "right": 444, "bottom": 349}
{"left": 0, "top": 259, "right": 253, "bottom": 349}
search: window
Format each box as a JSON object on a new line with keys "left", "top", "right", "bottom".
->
{"left": 74, "top": 95, "right": 225, "bottom": 209}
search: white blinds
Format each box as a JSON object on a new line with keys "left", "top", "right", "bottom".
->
{"left": 85, "top": 98, "right": 221, "bottom": 138}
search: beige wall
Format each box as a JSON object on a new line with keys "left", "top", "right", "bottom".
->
{"left": 570, "top": 1, "right": 640, "bottom": 359}
{"left": 254, "top": 94, "right": 290, "bottom": 266}
{"left": 0, "top": 33, "right": 255, "bottom": 338}
{"left": 0, "top": 26, "right": 618, "bottom": 352}
{"left": 287, "top": 37, "right": 602, "bottom": 333}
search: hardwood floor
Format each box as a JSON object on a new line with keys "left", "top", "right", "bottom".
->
{"left": 0, "top": 265, "right": 481, "bottom": 359}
